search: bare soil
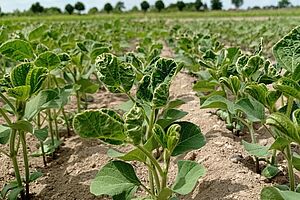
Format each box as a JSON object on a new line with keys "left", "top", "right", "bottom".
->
{"left": 0, "top": 46, "right": 293, "bottom": 200}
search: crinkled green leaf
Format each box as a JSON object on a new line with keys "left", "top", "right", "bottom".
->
{"left": 0, "top": 39, "right": 35, "bottom": 61}
{"left": 96, "top": 53, "right": 135, "bottom": 93}
{"left": 267, "top": 113, "right": 300, "bottom": 144}
{"left": 273, "top": 77, "right": 300, "bottom": 100}
{"left": 172, "top": 160, "right": 206, "bottom": 195}
{"left": 273, "top": 26, "right": 300, "bottom": 73}
{"left": 10, "top": 63, "right": 32, "bottom": 87}
{"left": 124, "top": 104, "right": 144, "bottom": 145}
{"left": 34, "top": 51, "right": 61, "bottom": 70}
{"left": 73, "top": 109, "right": 126, "bottom": 143}
{"left": 90, "top": 161, "right": 141, "bottom": 196}
{"left": 25, "top": 67, "right": 48, "bottom": 95}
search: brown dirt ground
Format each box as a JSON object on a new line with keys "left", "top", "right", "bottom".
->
{"left": 0, "top": 45, "right": 296, "bottom": 200}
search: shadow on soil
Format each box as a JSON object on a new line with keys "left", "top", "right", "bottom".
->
{"left": 186, "top": 179, "right": 249, "bottom": 200}
{"left": 32, "top": 136, "right": 109, "bottom": 200}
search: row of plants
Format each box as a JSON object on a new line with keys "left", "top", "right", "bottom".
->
{"left": 0, "top": 19, "right": 208, "bottom": 200}
{"left": 186, "top": 24, "right": 300, "bottom": 199}
{"left": 0, "top": 18, "right": 300, "bottom": 200}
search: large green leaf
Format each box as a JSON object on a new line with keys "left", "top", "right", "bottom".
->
{"left": 24, "top": 89, "right": 60, "bottom": 120}
{"left": 90, "top": 161, "right": 141, "bottom": 196}
{"left": 242, "top": 140, "right": 270, "bottom": 157}
{"left": 96, "top": 53, "right": 135, "bottom": 93}
{"left": 73, "top": 109, "right": 126, "bottom": 143}
{"left": 34, "top": 51, "right": 61, "bottom": 70}
{"left": 28, "top": 25, "right": 47, "bottom": 41}
{"left": 261, "top": 186, "right": 300, "bottom": 200}
{"left": 172, "top": 160, "right": 206, "bottom": 195}
{"left": 0, "top": 39, "right": 35, "bottom": 61}
{"left": 273, "top": 26, "right": 300, "bottom": 73}
{"left": 201, "top": 95, "right": 235, "bottom": 114}
{"left": 267, "top": 113, "right": 300, "bottom": 144}
{"left": 172, "top": 122, "right": 206, "bottom": 156}
{"left": 273, "top": 78, "right": 300, "bottom": 100}
{"left": 235, "top": 96, "right": 265, "bottom": 122}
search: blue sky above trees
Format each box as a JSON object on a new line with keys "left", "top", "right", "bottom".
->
{"left": 1, "top": 0, "right": 299, "bottom": 12}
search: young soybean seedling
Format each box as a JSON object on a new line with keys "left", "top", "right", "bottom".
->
{"left": 73, "top": 53, "right": 206, "bottom": 199}
{"left": 0, "top": 39, "right": 48, "bottom": 200}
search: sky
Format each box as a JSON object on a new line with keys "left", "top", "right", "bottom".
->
{"left": 0, "top": 0, "right": 299, "bottom": 12}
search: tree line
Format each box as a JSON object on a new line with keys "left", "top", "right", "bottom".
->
{"left": 0, "top": 0, "right": 294, "bottom": 16}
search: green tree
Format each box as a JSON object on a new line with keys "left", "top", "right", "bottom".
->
{"left": 30, "top": 2, "right": 44, "bottom": 13}
{"left": 211, "top": 0, "right": 222, "bottom": 10}
{"left": 195, "top": 0, "right": 203, "bottom": 11}
{"left": 65, "top": 4, "right": 74, "bottom": 14}
{"left": 88, "top": 7, "right": 98, "bottom": 14}
{"left": 177, "top": 1, "right": 186, "bottom": 11}
{"left": 104, "top": 3, "right": 113, "bottom": 13}
{"left": 278, "top": 0, "right": 291, "bottom": 8}
{"left": 155, "top": 0, "right": 165, "bottom": 12}
{"left": 45, "top": 7, "right": 62, "bottom": 14}
{"left": 115, "top": 1, "right": 125, "bottom": 12}
{"left": 131, "top": 6, "right": 139, "bottom": 12}
{"left": 232, "top": 0, "right": 243, "bottom": 9}
{"left": 74, "top": 2, "right": 85, "bottom": 14}
{"left": 141, "top": 1, "right": 150, "bottom": 12}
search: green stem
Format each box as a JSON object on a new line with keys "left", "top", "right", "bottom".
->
{"left": 20, "top": 131, "right": 30, "bottom": 198}
{"left": 47, "top": 109, "right": 54, "bottom": 146}
{"left": 0, "top": 92, "right": 16, "bottom": 114}
{"left": 145, "top": 162, "right": 161, "bottom": 193}
{"left": 9, "top": 128, "right": 25, "bottom": 199}
{"left": 140, "top": 183, "right": 156, "bottom": 199}
{"left": 286, "top": 97, "right": 293, "bottom": 117}
{"left": 0, "top": 108, "right": 12, "bottom": 125}
{"left": 76, "top": 91, "right": 81, "bottom": 113}
{"left": 37, "top": 113, "right": 47, "bottom": 166}
{"left": 161, "top": 150, "right": 170, "bottom": 189}
{"left": 146, "top": 108, "right": 156, "bottom": 140}
{"left": 148, "top": 168, "right": 155, "bottom": 195}
{"left": 61, "top": 108, "right": 70, "bottom": 136}
{"left": 137, "top": 145, "right": 164, "bottom": 177}
{"left": 285, "top": 145, "right": 295, "bottom": 191}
